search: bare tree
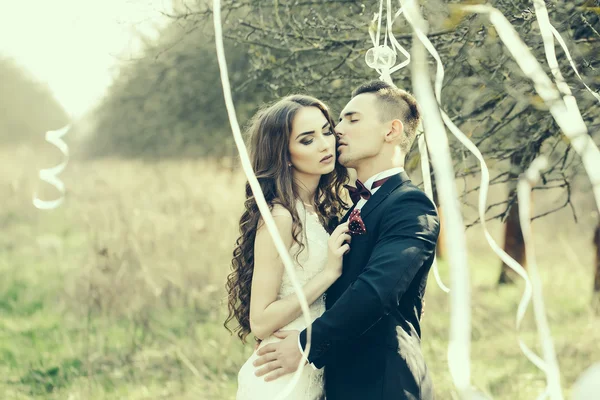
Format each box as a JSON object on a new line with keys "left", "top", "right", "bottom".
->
{"left": 498, "top": 154, "right": 527, "bottom": 284}
{"left": 108, "top": 0, "right": 600, "bottom": 294}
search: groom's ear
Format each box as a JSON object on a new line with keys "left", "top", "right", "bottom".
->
{"left": 384, "top": 119, "right": 404, "bottom": 143}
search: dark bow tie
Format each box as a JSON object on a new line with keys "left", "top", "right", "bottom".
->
{"left": 344, "top": 177, "right": 390, "bottom": 205}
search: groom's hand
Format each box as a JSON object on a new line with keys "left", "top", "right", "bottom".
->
{"left": 253, "top": 330, "right": 304, "bottom": 382}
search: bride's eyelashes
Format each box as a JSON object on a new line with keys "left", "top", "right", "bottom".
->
{"left": 300, "top": 129, "right": 335, "bottom": 145}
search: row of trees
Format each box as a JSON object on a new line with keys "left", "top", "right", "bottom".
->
{"left": 76, "top": 0, "right": 600, "bottom": 299}
{"left": 1, "top": 0, "right": 597, "bottom": 301}
{"left": 162, "top": 1, "right": 600, "bottom": 292}
{"left": 0, "top": 57, "right": 69, "bottom": 145}
{"left": 83, "top": 12, "right": 270, "bottom": 159}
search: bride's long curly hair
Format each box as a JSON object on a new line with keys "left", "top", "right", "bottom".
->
{"left": 224, "top": 95, "right": 349, "bottom": 342}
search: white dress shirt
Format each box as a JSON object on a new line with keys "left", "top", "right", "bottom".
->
{"left": 354, "top": 167, "right": 405, "bottom": 210}
{"left": 298, "top": 167, "right": 406, "bottom": 369}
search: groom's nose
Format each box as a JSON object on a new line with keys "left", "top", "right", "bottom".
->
{"left": 334, "top": 122, "right": 344, "bottom": 136}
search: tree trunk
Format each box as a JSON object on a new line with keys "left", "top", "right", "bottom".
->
{"left": 498, "top": 153, "right": 527, "bottom": 285}
{"left": 593, "top": 220, "right": 600, "bottom": 311}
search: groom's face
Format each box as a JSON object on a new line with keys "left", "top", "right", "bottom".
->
{"left": 335, "top": 93, "right": 386, "bottom": 168}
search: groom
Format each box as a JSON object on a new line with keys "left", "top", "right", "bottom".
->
{"left": 254, "top": 80, "right": 440, "bottom": 400}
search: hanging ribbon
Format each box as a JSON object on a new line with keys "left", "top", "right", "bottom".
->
{"left": 530, "top": 0, "right": 600, "bottom": 105}
{"left": 212, "top": 1, "right": 313, "bottom": 398}
{"left": 549, "top": 24, "right": 600, "bottom": 104}
{"left": 400, "top": 2, "right": 548, "bottom": 395}
{"left": 418, "top": 133, "right": 450, "bottom": 293}
{"left": 366, "top": 0, "right": 410, "bottom": 84}
{"left": 33, "top": 124, "right": 70, "bottom": 210}
{"left": 367, "top": 1, "right": 449, "bottom": 293}
{"left": 529, "top": 1, "right": 600, "bottom": 396}
{"left": 459, "top": 4, "right": 600, "bottom": 214}
{"left": 401, "top": 1, "right": 473, "bottom": 394}
{"left": 517, "top": 156, "right": 564, "bottom": 400}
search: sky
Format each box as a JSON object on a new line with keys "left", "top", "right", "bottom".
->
{"left": 0, "top": 0, "right": 173, "bottom": 119}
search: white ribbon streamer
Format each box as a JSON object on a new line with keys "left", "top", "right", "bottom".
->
{"left": 367, "top": 0, "right": 449, "bottom": 293}
{"left": 528, "top": 1, "right": 600, "bottom": 207}
{"left": 401, "top": 0, "right": 546, "bottom": 390}
{"left": 532, "top": 0, "right": 570, "bottom": 97}
{"left": 518, "top": 156, "right": 564, "bottom": 400}
{"left": 418, "top": 133, "right": 450, "bottom": 293}
{"left": 386, "top": 3, "right": 411, "bottom": 74}
{"left": 452, "top": 3, "right": 600, "bottom": 397}
{"left": 530, "top": 2, "right": 600, "bottom": 396}
{"left": 367, "top": 2, "right": 410, "bottom": 83}
{"left": 402, "top": 0, "right": 472, "bottom": 394}
{"left": 33, "top": 124, "right": 70, "bottom": 210}
{"left": 212, "top": 2, "right": 312, "bottom": 398}
{"left": 528, "top": 0, "right": 600, "bottom": 104}
{"left": 549, "top": 25, "right": 600, "bottom": 104}
{"left": 460, "top": 4, "right": 600, "bottom": 215}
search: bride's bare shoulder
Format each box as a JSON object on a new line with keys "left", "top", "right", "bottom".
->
{"left": 270, "top": 203, "right": 293, "bottom": 218}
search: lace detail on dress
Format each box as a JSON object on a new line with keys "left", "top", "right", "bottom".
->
{"left": 277, "top": 204, "right": 328, "bottom": 328}
{"left": 236, "top": 201, "right": 329, "bottom": 400}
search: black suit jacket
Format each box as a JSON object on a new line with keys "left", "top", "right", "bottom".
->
{"left": 299, "top": 171, "right": 440, "bottom": 400}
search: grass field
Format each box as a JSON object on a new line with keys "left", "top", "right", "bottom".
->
{"left": 1, "top": 147, "right": 598, "bottom": 399}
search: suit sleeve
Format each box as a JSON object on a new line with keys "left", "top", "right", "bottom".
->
{"left": 299, "top": 191, "right": 439, "bottom": 368}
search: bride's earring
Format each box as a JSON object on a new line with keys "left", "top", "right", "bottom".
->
{"left": 288, "top": 162, "right": 292, "bottom": 167}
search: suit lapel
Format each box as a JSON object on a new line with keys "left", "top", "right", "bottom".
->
{"left": 360, "top": 171, "right": 411, "bottom": 220}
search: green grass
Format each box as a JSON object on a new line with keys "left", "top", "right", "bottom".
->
{"left": 0, "top": 152, "right": 598, "bottom": 399}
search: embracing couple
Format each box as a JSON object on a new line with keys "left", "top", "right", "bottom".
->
{"left": 225, "top": 80, "right": 440, "bottom": 400}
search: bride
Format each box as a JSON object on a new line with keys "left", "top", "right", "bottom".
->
{"left": 225, "top": 94, "right": 350, "bottom": 400}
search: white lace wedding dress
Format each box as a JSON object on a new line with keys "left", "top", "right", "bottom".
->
{"left": 236, "top": 203, "right": 329, "bottom": 400}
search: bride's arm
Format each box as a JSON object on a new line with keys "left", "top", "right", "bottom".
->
{"left": 249, "top": 206, "right": 341, "bottom": 341}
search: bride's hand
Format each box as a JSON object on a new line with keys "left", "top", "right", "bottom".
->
{"left": 325, "top": 222, "right": 351, "bottom": 278}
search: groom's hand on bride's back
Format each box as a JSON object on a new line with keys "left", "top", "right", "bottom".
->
{"left": 253, "top": 330, "right": 304, "bottom": 381}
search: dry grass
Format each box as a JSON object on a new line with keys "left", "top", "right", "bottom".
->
{"left": 0, "top": 146, "right": 598, "bottom": 399}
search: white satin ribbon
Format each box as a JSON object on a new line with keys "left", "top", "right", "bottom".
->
{"left": 401, "top": 1, "right": 546, "bottom": 393}
{"left": 518, "top": 156, "right": 564, "bottom": 400}
{"left": 418, "top": 133, "right": 450, "bottom": 293}
{"left": 367, "top": 0, "right": 410, "bottom": 83}
{"left": 212, "top": 2, "right": 312, "bottom": 398}
{"left": 530, "top": 1, "right": 600, "bottom": 396}
{"left": 460, "top": 4, "right": 600, "bottom": 214}
{"left": 549, "top": 25, "right": 600, "bottom": 104}
{"left": 33, "top": 125, "right": 70, "bottom": 210}
{"left": 401, "top": 1, "right": 472, "bottom": 394}
{"left": 368, "top": 0, "right": 449, "bottom": 293}
{"left": 528, "top": 0, "right": 600, "bottom": 104}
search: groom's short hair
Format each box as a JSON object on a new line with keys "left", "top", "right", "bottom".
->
{"left": 352, "top": 80, "right": 421, "bottom": 154}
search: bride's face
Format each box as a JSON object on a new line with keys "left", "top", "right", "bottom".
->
{"left": 288, "top": 106, "right": 337, "bottom": 177}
